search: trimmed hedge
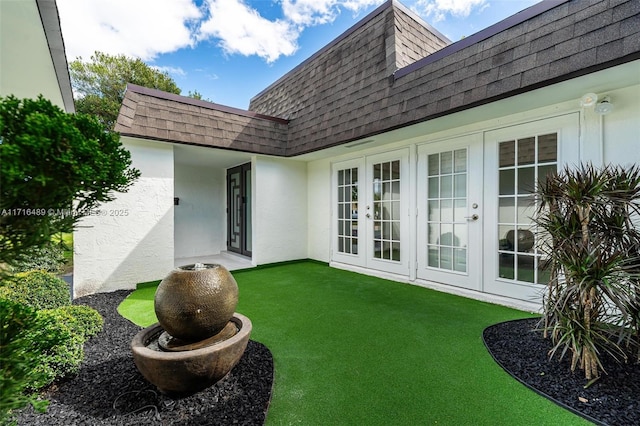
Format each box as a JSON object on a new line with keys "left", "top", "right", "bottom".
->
{"left": 0, "top": 270, "right": 70, "bottom": 310}
{"left": 9, "top": 243, "right": 66, "bottom": 274}
{"left": 0, "top": 271, "right": 104, "bottom": 421}
{"left": 0, "top": 300, "right": 63, "bottom": 423}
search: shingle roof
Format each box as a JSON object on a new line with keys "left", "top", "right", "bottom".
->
{"left": 115, "top": 85, "right": 289, "bottom": 156}
{"left": 115, "top": 0, "right": 640, "bottom": 157}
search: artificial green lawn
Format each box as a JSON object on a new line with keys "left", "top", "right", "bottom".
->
{"left": 118, "top": 261, "right": 588, "bottom": 426}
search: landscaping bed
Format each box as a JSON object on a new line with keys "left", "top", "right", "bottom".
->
{"left": 484, "top": 318, "right": 640, "bottom": 426}
{"left": 15, "top": 290, "right": 274, "bottom": 425}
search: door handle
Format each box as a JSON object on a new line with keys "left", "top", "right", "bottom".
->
{"left": 465, "top": 214, "right": 479, "bottom": 221}
{"left": 366, "top": 213, "right": 371, "bottom": 218}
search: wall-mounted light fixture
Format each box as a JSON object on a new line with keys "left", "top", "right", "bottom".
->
{"left": 174, "top": 197, "right": 180, "bottom": 206}
{"left": 594, "top": 96, "right": 614, "bottom": 115}
{"left": 579, "top": 92, "right": 598, "bottom": 107}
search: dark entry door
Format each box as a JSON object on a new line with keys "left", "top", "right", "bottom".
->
{"left": 227, "top": 163, "right": 252, "bottom": 257}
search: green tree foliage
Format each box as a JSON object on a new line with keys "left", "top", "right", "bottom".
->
{"left": 70, "top": 51, "right": 181, "bottom": 129}
{"left": 0, "top": 95, "right": 140, "bottom": 269}
{"left": 536, "top": 163, "right": 640, "bottom": 379}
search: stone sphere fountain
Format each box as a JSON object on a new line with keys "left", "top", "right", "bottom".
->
{"left": 131, "top": 263, "right": 252, "bottom": 397}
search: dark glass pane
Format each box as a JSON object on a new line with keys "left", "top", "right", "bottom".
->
{"left": 428, "top": 154, "right": 439, "bottom": 176}
{"left": 499, "top": 141, "right": 515, "bottom": 167}
{"left": 517, "top": 137, "right": 535, "bottom": 165}
{"left": 538, "top": 134, "right": 557, "bottom": 163}
{"left": 499, "top": 169, "right": 515, "bottom": 195}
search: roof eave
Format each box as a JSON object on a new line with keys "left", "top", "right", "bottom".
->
{"left": 37, "top": 0, "right": 75, "bottom": 113}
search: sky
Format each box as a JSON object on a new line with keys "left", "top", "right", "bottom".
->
{"left": 57, "top": 0, "right": 541, "bottom": 110}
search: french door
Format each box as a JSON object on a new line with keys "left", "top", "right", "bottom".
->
{"left": 227, "top": 163, "right": 252, "bottom": 257}
{"left": 332, "top": 149, "right": 409, "bottom": 275}
{"left": 483, "top": 114, "right": 579, "bottom": 301}
{"left": 416, "top": 134, "right": 483, "bottom": 290}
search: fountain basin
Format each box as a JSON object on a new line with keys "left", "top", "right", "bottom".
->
{"left": 131, "top": 313, "right": 252, "bottom": 397}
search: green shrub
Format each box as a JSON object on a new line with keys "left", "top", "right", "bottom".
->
{"left": 10, "top": 243, "right": 65, "bottom": 274}
{"left": 0, "top": 271, "right": 70, "bottom": 310}
{"left": 52, "top": 305, "right": 103, "bottom": 339}
{"left": 536, "top": 163, "right": 640, "bottom": 379}
{"left": 0, "top": 299, "right": 64, "bottom": 424}
{"left": 25, "top": 309, "right": 85, "bottom": 391}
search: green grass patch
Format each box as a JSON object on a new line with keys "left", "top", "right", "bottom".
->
{"left": 118, "top": 261, "right": 588, "bottom": 425}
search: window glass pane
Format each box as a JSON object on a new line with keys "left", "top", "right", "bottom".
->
{"left": 374, "top": 163, "right": 381, "bottom": 180}
{"left": 499, "top": 225, "right": 515, "bottom": 251}
{"left": 392, "top": 242, "right": 400, "bottom": 261}
{"left": 499, "top": 197, "right": 515, "bottom": 223}
{"left": 517, "top": 255, "right": 535, "bottom": 282}
{"left": 517, "top": 167, "right": 535, "bottom": 194}
{"left": 428, "top": 246, "right": 439, "bottom": 267}
{"left": 454, "top": 199, "right": 466, "bottom": 222}
{"left": 518, "top": 137, "right": 535, "bottom": 165}
{"left": 428, "top": 154, "right": 439, "bottom": 176}
{"left": 392, "top": 201, "right": 400, "bottom": 221}
{"left": 382, "top": 182, "right": 391, "bottom": 200}
{"left": 454, "top": 149, "right": 467, "bottom": 173}
{"left": 441, "top": 175, "right": 453, "bottom": 198}
{"left": 499, "top": 169, "right": 515, "bottom": 195}
{"left": 440, "top": 224, "right": 453, "bottom": 245}
{"left": 382, "top": 221, "right": 390, "bottom": 239}
{"left": 392, "top": 181, "right": 400, "bottom": 199}
{"left": 454, "top": 248, "right": 467, "bottom": 272}
{"left": 428, "top": 177, "right": 439, "bottom": 198}
{"left": 441, "top": 200, "right": 453, "bottom": 222}
{"left": 454, "top": 175, "right": 466, "bottom": 198}
{"left": 538, "top": 134, "right": 557, "bottom": 163}
{"left": 453, "top": 224, "right": 467, "bottom": 247}
{"left": 428, "top": 224, "right": 439, "bottom": 244}
{"left": 338, "top": 170, "right": 344, "bottom": 185}
{"left": 517, "top": 197, "right": 536, "bottom": 225}
{"left": 538, "top": 164, "right": 556, "bottom": 189}
{"left": 392, "top": 161, "right": 400, "bottom": 179}
{"left": 499, "top": 253, "right": 515, "bottom": 279}
{"left": 441, "top": 151, "right": 453, "bottom": 174}
{"left": 382, "top": 162, "right": 391, "bottom": 180}
{"left": 345, "top": 169, "right": 351, "bottom": 184}
{"left": 428, "top": 201, "right": 439, "bottom": 221}
{"left": 440, "top": 247, "right": 453, "bottom": 270}
{"left": 499, "top": 141, "right": 515, "bottom": 167}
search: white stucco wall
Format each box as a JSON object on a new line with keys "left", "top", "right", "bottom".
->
{"left": 253, "top": 157, "right": 308, "bottom": 264}
{"left": 305, "top": 77, "right": 640, "bottom": 309}
{"left": 307, "top": 159, "right": 331, "bottom": 263}
{"left": 73, "top": 138, "right": 174, "bottom": 297}
{"left": 602, "top": 85, "right": 640, "bottom": 166}
{"left": 0, "top": 0, "right": 65, "bottom": 108}
{"left": 174, "top": 163, "right": 225, "bottom": 260}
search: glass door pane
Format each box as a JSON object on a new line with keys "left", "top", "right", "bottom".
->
{"left": 372, "top": 160, "right": 400, "bottom": 261}
{"left": 336, "top": 167, "right": 359, "bottom": 255}
{"left": 426, "top": 149, "right": 468, "bottom": 272}
{"left": 497, "top": 133, "right": 557, "bottom": 284}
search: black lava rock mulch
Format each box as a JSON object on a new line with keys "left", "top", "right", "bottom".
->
{"left": 483, "top": 318, "right": 640, "bottom": 426}
{"left": 16, "top": 290, "right": 274, "bottom": 425}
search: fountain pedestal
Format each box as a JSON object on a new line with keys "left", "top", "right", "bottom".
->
{"left": 130, "top": 263, "right": 252, "bottom": 397}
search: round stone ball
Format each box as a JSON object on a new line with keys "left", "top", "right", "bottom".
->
{"left": 154, "top": 263, "right": 239, "bottom": 342}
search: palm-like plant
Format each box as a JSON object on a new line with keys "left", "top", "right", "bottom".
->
{"left": 535, "top": 164, "right": 640, "bottom": 379}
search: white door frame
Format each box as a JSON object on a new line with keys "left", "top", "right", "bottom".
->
{"left": 331, "top": 148, "right": 410, "bottom": 276}
{"left": 483, "top": 113, "right": 580, "bottom": 302}
{"left": 416, "top": 133, "right": 483, "bottom": 291}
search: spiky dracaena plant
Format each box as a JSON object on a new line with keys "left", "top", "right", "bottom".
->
{"left": 535, "top": 163, "right": 640, "bottom": 379}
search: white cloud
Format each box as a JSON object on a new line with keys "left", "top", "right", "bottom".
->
{"left": 152, "top": 66, "right": 187, "bottom": 77}
{"left": 57, "top": 0, "right": 201, "bottom": 61}
{"left": 197, "top": 0, "right": 299, "bottom": 63}
{"left": 412, "top": 0, "right": 488, "bottom": 22}
{"left": 58, "top": 0, "right": 387, "bottom": 65}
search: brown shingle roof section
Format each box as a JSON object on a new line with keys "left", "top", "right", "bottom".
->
{"left": 277, "top": 0, "right": 639, "bottom": 156}
{"left": 115, "top": 85, "right": 289, "bottom": 156}
{"left": 115, "top": 0, "right": 640, "bottom": 158}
